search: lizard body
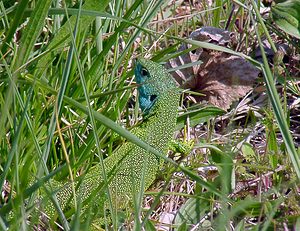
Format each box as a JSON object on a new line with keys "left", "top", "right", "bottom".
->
{"left": 41, "top": 58, "right": 180, "bottom": 225}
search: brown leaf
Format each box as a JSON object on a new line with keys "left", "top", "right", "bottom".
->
{"left": 184, "top": 51, "right": 259, "bottom": 110}
{"left": 165, "top": 27, "right": 235, "bottom": 85}
{"left": 166, "top": 27, "right": 259, "bottom": 110}
{"left": 165, "top": 44, "right": 203, "bottom": 85}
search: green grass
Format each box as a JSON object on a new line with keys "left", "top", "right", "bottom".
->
{"left": 0, "top": 0, "right": 299, "bottom": 230}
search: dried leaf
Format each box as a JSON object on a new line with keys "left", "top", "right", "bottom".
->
{"left": 165, "top": 44, "right": 203, "bottom": 85}
{"left": 165, "top": 27, "right": 235, "bottom": 85}
{"left": 189, "top": 26, "right": 235, "bottom": 46}
{"left": 166, "top": 27, "right": 259, "bottom": 110}
{"left": 184, "top": 52, "right": 259, "bottom": 110}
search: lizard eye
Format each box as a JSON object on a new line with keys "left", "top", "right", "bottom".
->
{"left": 141, "top": 67, "right": 149, "bottom": 77}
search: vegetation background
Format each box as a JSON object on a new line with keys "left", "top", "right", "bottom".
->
{"left": 0, "top": 0, "right": 299, "bottom": 230}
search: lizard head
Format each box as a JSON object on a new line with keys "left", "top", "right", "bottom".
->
{"left": 134, "top": 58, "right": 177, "bottom": 115}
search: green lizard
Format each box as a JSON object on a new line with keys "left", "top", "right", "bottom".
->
{"left": 37, "top": 58, "right": 180, "bottom": 227}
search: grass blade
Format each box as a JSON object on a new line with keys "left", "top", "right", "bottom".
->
{"left": 251, "top": 2, "right": 300, "bottom": 179}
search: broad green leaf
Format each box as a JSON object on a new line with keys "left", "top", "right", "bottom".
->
{"left": 271, "top": 0, "right": 300, "bottom": 39}
{"left": 174, "top": 196, "right": 210, "bottom": 230}
{"left": 176, "top": 105, "right": 225, "bottom": 130}
{"left": 143, "top": 219, "right": 156, "bottom": 231}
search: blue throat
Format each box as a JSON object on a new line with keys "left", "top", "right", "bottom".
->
{"left": 134, "top": 62, "right": 158, "bottom": 115}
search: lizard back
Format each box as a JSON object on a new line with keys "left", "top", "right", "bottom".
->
{"left": 41, "top": 58, "right": 180, "bottom": 222}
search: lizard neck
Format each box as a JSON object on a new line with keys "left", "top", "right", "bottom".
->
{"left": 140, "top": 89, "right": 180, "bottom": 152}
{"left": 144, "top": 89, "right": 179, "bottom": 120}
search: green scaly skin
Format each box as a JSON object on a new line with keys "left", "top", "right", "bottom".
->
{"left": 41, "top": 58, "right": 180, "bottom": 225}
